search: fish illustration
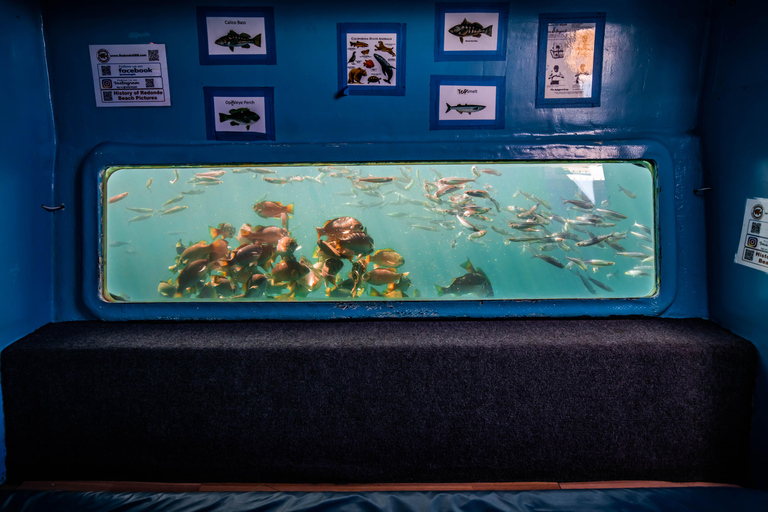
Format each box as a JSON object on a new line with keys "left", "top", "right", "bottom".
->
{"left": 363, "top": 59, "right": 375, "bottom": 68}
{"left": 361, "top": 49, "right": 370, "bottom": 55}
{"left": 374, "top": 41, "right": 396, "bottom": 56}
{"left": 219, "top": 108, "right": 260, "bottom": 130}
{"left": 348, "top": 67, "right": 367, "bottom": 84}
{"left": 348, "top": 51, "right": 356, "bottom": 63}
{"left": 215, "top": 30, "right": 262, "bottom": 52}
{"left": 446, "top": 103, "right": 486, "bottom": 114}
{"left": 350, "top": 41, "right": 369, "bottom": 48}
{"left": 373, "top": 54, "right": 395, "bottom": 84}
{"left": 448, "top": 19, "right": 493, "bottom": 44}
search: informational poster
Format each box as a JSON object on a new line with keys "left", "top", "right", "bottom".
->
{"left": 337, "top": 23, "right": 406, "bottom": 96}
{"left": 543, "top": 22, "right": 596, "bottom": 100}
{"left": 435, "top": 3, "right": 508, "bottom": 61}
{"left": 204, "top": 87, "right": 274, "bottom": 141}
{"left": 734, "top": 198, "right": 768, "bottom": 274}
{"left": 430, "top": 75, "right": 504, "bottom": 130}
{"left": 196, "top": 7, "right": 276, "bottom": 65}
{"left": 89, "top": 44, "right": 170, "bottom": 107}
{"left": 536, "top": 13, "right": 605, "bottom": 108}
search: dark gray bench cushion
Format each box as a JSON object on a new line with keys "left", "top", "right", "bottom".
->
{"left": 1, "top": 318, "right": 757, "bottom": 484}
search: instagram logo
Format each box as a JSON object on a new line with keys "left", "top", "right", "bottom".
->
{"left": 747, "top": 236, "right": 758, "bottom": 248}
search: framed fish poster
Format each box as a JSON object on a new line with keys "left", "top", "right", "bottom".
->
{"left": 196, "top": 6, "right": 276, "bottom": 65}
{"left": 203, "top": 87, "right": 275, "bottom": 141}
{"left": 435, "top": 3, "right": 508, "bottom": 61}
{"left": 536, "top": 12, "right": 606, "bottom": 108}
{"left": 429, "top": 75, "right": 505, "bottom": 130}
{"left": 337, "top": 23, "right": 406, "bottom": 96}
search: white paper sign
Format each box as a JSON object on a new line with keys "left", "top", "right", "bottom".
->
{"left": 735, "top": 198, "right": 768, "bottom": 273}
{"left": 544, "top": 22, "right": 595, "bottom": 100}
{"left": 438, "top": 85, "right": 496, "bottom": 121}
{"left": 213, "top": 96, "right": 266, "bottom": 134}
{"left": 346, "top": 33, "right": 397, "bottom": 87}
{"left": 89, "top": 44, "right": 171, "bottom": 107}
{"left": 205, "top": 17, "right": 266, "bottom": 55}
{"left": 443, "top": 12, "right": 499, "bottom": 51}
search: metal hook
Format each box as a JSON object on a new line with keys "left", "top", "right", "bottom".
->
{"left": 693, "top": 187, "right": 712, "bottom": 196}
{"left": 42, "top": 203, "right": 65, "bottom": 212}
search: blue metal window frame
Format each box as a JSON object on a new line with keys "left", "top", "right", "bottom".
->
{"left": 196, "top": 6, "right": 277, "bottom": 66}
{"left": 336, "top": 23, "right": 406, "bottom": 97}
{"left": 434, "top": 3, "right": 509, "bottom": 61}
{"left": 204, "top": 86, "right": 275, "bottom": 141}
{"left": 83, "top": 141, "right": 672, "bottom": 321}
{"left": 429, "top": 75, "right": 505, "bottom": 130}
{"left": 535, "top": 12, "right": 606, "bottom": 108}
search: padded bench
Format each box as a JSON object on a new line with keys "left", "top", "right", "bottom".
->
{"left": 1, "top": 318, "right": 757, "bottom": 485}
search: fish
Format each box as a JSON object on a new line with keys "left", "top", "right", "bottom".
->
{"left": 170, "top": 169, "right": 179, "bottom": 184}
{"left": 209, "top": 223, "right": 236, "bottom": 240}
{"left": 126, "top": 207, "right": 153, "bottom": 213}
{"left": 211, "top": 275, "right": 236, "bottom": 297}
{"left": 327, "top": 231, "right": 375, "bottom": 257}
{"left": 566, "top": 257, "right": 588, "bottom": 272}
{"left": 270, "top": 259, "right": 310, "bottom": 284}
{"left": 275, "top": 236, "right": 298, "bottom": 258}
{"left": 595, "top": 208, "right": 627, "bottom": 220}
{"left": 634, "top": 222, "right": 652, "bottom": 234}
{"left": 195, "top": 180, "right": 222, "bottom": 186}
{"left": 563, "top": 198, "right": 595, "bottom": 209}
{"left": 363, "top": 268, "right": 408, "bottom": 286}
{"left": 435, "top": 258, "right": 493, "bottom": 297}
{"left": 321, "top": 258, "right": 344, "bottom": 286}
{"left": 108, "top": 192, "right": 129, "bottom": 204}
{"left": 448, "top": 18, "right": 493, "bottom": 44}
{"left": 316, "top": 217, "right": 365, "bottom": 239}
{"left": 361, "top": 49, "right": 370, "bottom": 55}
{"left": 616, "top": 252, "right": 651, "bottom": 259}
{"left": 181, "top": 189, "right": 205, "bottom": 195}
{"left": 410, "top": 224, "right": 439, "bottom": 232}
{"left": 439, "top": 177, "right": 475, "bottom": 185}
{"left": 373, "top": 54, "right": 395, "bottom": 83}
{"left": 219, "top": 243, "right": 263, "bottom": 269}
{"left": 214, "top": 30, "right": 262, "bottom": 52}
{"left": 239, "top": 224, "right": 289, "bottom": 245}
{"left": 348, "top": 51, "right": 356, "bottom": 63}
{"left": 158, "top": 280, "right": 176, "bottom": 297}
{"left": 197, "top": 282, "right": 217, "bottom": 299}
{"left": 575, "top": 272, "right": 597, "bottom": 294}
{"left": 356, "top": 176, "right": 395, "bottom": 184}
{"left": 631, "top": 230, "right": 653, "bottom": 242}
{"left": 178, "top": 241, "right": 213, "bottom": 265}
{"left": 109, "top": 241, "right": 131, "bottom": 247}
{"left": 175, "top": 260, "right": 212, "bottom": 297}
{"left": 589, "top": 277, "right": 614, "bottom": 292}
{"left": 219, "top": 108, "right": 260, "bottom": 130}
{"left": 363, "top": 59, "right": 375, "bottom": 68}
{"left": 471, "top": 166, "right": 501, "bottom": 176}
{"left": 374, "top": 40, "right": 396, "bottom": 56}
{"left": 468, "top": 230, "right": 487, "bottom": 240}
{"left": 530, "top": 252, "right": 565, "bottom": 269}
{"left": 575, "top": 234, "right": 613, "bottom": 247}
{"left": 618, "top": 184, "right": 637, "bottom": 198}
{"left": 249, "top": 168, "right": 276, "bottom": 174}
{"left": 625, "top": 269, "right": 651, "bottom": 277}
{"left": 262, "top": 177, "right": 290, "bottom": 185}
{"left": 367, "top": 248, "right": 405, "bottom": 268}
{"left": 146, "top": 178, "right": 152, "bottom": 191}
{"left": 253, "top": 201, "right": 294, "bottom": 219}
{"left": 160, "top": 206, "right": 188, "bottom": 216}
{"left": 196, "top": 170, "right": 226, "bottom": 178}
{"left": 350, "top": 41, "right": 369, "bottom": 48}
{"left": 582, "top": 259, "right": 615, "bottom": 267}
{"left": 162, "top": 195, "right": 184, "bottom": 206}
{"left": 128, "top": 214, "right": 153, "bottom": 223}
{"left": 446, "top": 103, "right": 486, "bottom": 115}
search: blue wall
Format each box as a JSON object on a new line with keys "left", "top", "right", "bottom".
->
{"left": 40, "top": 0, "right": 712, "bottom": 321}
{"left": 700, "top": 0, "right": 768, "bottom": 489}
{"left": 0, "top": 0, "right": 55, "bottom": 483}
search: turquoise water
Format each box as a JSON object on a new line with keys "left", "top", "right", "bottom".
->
{"left": 104, "top": 161, "right": 656, "bottom": 302}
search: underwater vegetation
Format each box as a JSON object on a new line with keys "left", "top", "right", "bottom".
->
{"left": 104, "top": 162, "right": 656, "bottom": 302}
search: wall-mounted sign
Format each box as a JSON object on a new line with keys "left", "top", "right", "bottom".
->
{"left": 429, "top": 75, "right": 505, "bottom": 130}
{"left": 337, "top": 23, "right": 406, "bottom": 96}
{"left": 435, "top": 3, "right": 508, "bottom": 61}
{"left": 88, "top": 44, "right": 170, "bottom": 107}
{"left": 735, "top": 197, "right": 768, "bottom": 274}
{"left": 196, "top": 6, "right": 276, "bottom": 65}
{"left": 204, "top": 87, "right": 275, "bottom": 141}
{"left": 536, "top": 13, "right": 605, "bottom": 108}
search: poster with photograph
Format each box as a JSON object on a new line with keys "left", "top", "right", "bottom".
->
{"left": 435, "top": 3, "right": 508, "bottom": 61}
{"left": 430, "top": 75, "right": 504, "bottom": 130}
{"left": 204, "top": 87, "right": 274, "bottom": 141}
{"left": 197, "top": 7, "right": 276, "bottom": 65}
{"left": 337, "top": 23, "right": 406, "bottom": 96}
{"left": 536, "top": 13, "right": 605, "bottom": 108}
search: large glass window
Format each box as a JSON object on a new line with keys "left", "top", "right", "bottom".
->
{"left": 102, "top": 161, "right": 656, "bottom": 302}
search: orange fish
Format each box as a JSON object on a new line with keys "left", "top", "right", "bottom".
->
{"left": 109, "top": 192, "right": 129, "bottom": 204}
{"left": 253, "top": 201, "right": 294, "bottom": 219}
{"left": 209, "top": 222, "right": 236, "bottom": 239}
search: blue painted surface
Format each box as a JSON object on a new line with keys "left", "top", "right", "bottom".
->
{"left": 39, "top": 0, "right": 711, "bottom": 322}
{"left": 699, "top": 0, "right": 768, "bottom": 489}
{"left": 0, "top": 0, "right": 55, "bottom": 484}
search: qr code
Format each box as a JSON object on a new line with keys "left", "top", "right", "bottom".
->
{"left": 751, "top": 222, "right": 762, "bottom": 235}
{"left": 744, "top": 249, "right": 754, "bottom": 261}
{"left": 102, "top": 91, "right": 113, "bottom": 102}
{"left": 145, "top": 78, "right": 155, "bottom": 88}
{"left": 148, "top": 49, "right": 159, "bottom": 61}
{"left": 101, "top": 65, "right": 111, "bottom": 76}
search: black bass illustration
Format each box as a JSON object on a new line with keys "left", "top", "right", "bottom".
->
{"left": 219, "top": 108, "right": 260, "bottom": 130}
{"left": 445, "top": 103, "right": 486, "bottom": 114}
{"left": 373, "top": 54, "right": 395, "bottom": 84}
{"left": 215, "top": 30, "right": 262, "bottom": 52}
{"left": 448, "top": 19, "right": 493, "bottom": 44}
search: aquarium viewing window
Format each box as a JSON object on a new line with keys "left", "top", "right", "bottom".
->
{"left": 102, "top": 161, "right": 657, "bottom": 303}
